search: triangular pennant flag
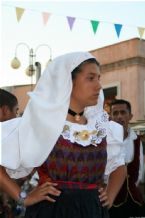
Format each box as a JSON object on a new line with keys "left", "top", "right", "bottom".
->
{"left": 138, "top": 27, "right": 145, "bottom": 39}
{"left": 66, "top": 16, "right": 76, "bottom": 30}
{"left": 114, "top": 24, "right": 123, "bottom": 38}
{"left": 15, "top": 7, "right": 25, "bottom": 22}
{"left": 42, "top": 12, "right": 51, "bottom": 26}
{"left": 91, "top": 20, "right": 99, "bottom": 34}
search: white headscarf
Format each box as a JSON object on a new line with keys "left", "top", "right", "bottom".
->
{"left": 1, "top": 51, "right": 101, "bottom": 170}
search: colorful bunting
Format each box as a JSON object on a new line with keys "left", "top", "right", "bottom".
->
{"left": 3, "top": 4, "right": 145, "bottom": 39}
{"left": 91, "top": 20, "right": 99, "bottom": 34}
{"left": 15, "top": 7, "right": 25, "bottom": 22}
{"left": 42, "top": 12, "right": 51, "bottom": 26}
{"left": 66, "top": 16, "right": 76, "bottom": 30}
{"left": 114, "top": 24, "right": 123, "bottom": 38}
{"left": 138, "top": 27, "right": 145, "bottom": 39}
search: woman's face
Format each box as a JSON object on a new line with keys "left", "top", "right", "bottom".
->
{"left": 71, "top": 62, "right": 101, "bottom": 108}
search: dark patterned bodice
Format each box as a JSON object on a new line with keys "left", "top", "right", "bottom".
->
{"left": 38, "top": 135, "right": 107, "bottom": 188}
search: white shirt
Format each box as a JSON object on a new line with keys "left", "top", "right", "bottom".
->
{"left": 124, "top": 128, "right": 144, "bottom": 184}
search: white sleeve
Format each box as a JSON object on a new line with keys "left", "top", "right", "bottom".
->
{"left": 137, "top": 141, "right": 144, "bottom": 184}
{"left": 0, "top": 118, "right": 33, "bottom": 179}
{"left": 105, "top": 121, "right": 125, "bottom": 176}
{"left": 0, "top": 118, "right": 21, "bottom": 169}
{"left": 6, "top": 166, "right": 33, "bottom": 179}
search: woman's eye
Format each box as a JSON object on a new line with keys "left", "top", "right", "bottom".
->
{"left": 88, "top": 76, "right": 94, "bottom": 81}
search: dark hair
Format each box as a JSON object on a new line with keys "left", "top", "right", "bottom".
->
{"left": 71, "top": 58, "right": 100, "bottom": 80}
{"left": 0, "top": 89, "right": 18, "bottom": 111}
{"left": 110, "top": 99, "right": 132, "bottom": 113}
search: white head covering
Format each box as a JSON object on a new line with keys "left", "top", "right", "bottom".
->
{"left": 1, "top": 51, "right": 101, "bottom": 169}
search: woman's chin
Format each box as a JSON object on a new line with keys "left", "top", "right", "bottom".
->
{"left": 87, "top": 99, "right": 98, "bottom": 107}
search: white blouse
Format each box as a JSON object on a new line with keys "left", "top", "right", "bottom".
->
{"left": 1, "top": 113, "right": 125, "bottom": 179}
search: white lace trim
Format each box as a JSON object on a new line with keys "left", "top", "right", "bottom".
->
{"left": 61, "top": 111, "right": 109, "bottom": 147}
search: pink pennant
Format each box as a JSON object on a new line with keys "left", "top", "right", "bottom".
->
{"left": 42, "top": 12, "right": 51, "bottom": 26}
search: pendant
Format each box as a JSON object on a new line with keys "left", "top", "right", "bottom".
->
{"left": 75, "top": 114, "right": 81, "bottom": 121}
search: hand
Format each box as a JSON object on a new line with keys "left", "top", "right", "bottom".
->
{"left": 98, "top": 187, "right": 112, "bottom": 208}
{"left": 24, "top": 181, "right": 61, "bottom": 206}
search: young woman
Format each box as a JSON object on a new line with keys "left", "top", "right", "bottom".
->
{"left": 0, "top": 52, "right": 126, "bottom": 218}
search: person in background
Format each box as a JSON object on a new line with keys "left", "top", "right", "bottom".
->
{"left": 0, "top": 89, "right": 19, "bottom": 217}
{"left": 109, "top": 99, "right": 145, "bottom": 218}
{"left": 0, "top": 88, "right": 19, "bottom": 122}
{"left": 0, "top": 52, "right": 127, "bottom": 218}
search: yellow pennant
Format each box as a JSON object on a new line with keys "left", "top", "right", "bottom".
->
{"left": 16, "top": 7, "right": 25, "bottom": 22}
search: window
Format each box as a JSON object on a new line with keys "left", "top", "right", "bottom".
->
{"left": 103, "top": 82, "right": 120, "bottom": 114}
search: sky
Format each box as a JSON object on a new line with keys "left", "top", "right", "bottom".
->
{"left": 1, "top": 0, "right": 145, "bottom": 86}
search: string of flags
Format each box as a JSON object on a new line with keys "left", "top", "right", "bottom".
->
{"left": 5, "top": 5, "right": 145, "bottom": 39}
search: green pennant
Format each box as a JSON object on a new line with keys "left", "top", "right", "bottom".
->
{"left": 91, "top": 20, "right": 99, "bottom": 34}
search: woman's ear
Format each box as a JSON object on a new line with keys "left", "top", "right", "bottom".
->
{"left": 129, "top": 113, "right": 133, "bottom": 121}
{"left": 72, "top": 79, "right": 76, "bottom": 87}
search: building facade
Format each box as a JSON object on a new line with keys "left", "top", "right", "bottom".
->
{"left": 91, "top": 37, "right": 145, "bottom": 123}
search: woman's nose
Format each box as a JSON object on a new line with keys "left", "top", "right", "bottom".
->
{"left": 97, "top": 80, "right": 102, "bottom": 90}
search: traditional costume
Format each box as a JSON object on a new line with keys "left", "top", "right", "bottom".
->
{"left": 1, "top": 52, "right": 125, "bottom": 218}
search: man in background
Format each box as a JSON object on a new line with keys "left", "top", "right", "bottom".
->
{"left": 109, "top": 99, "right": 145, "bottom": 218}
{"left": 0, "top": 88, "right": 19, "bottom": 218}
{"left": 0, "top": 89, "right": 38, "bottom": 218}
